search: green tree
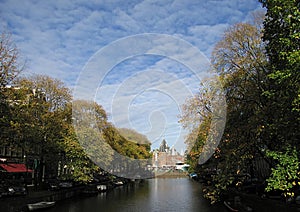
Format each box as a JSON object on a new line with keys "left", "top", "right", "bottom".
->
{"left": 259, "top": 0, "right": 300, "bottom": 148}
{"left": 265, "top": 146, "right": 300, "bottom": 199}
{"left": 259, "top": 0, "right": 300, "bottom": 198}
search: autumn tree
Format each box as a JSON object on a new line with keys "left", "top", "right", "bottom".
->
{"left": 180, "top": 12, "right": 269, "bottom": 203}
{"left": 71, "top": 100, "right": 113, "bottom": 180}
{"left": 180, "top": 73, "right": 227, "bottom": 176}
{"left": 72, "top": 100, "right": 152, "bottom": 179}
{"left": 13, "top": 75, "right": 72, "bottom": 186}
{"left": 179, "top": 79, "right": 215, "bottom": 171}
{"left": 0, "top": 32, "right": 23, "bottom": 87}
{"left": 0, "top": 32, "right": 24, "bottom": 145}
{"left": 118, "top": 128, "right": 151, "bottom": 146}
{"left": 207, "top": 13, "right": 268, "bottom": 202}
{"left": 60, "top": 103, "right": 100, "bottom": 183}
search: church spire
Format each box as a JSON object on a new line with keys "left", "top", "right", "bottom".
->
{"left": 159, "top": 139, "right": 169, "bottom": 152}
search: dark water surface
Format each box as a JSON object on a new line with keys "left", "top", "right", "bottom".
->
{"left": 47, "top": 177, "right": 225, "bottom": 212}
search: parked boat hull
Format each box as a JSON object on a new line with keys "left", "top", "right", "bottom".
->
{"left": 27, "top": 201, "right": 55, "bottom": 211}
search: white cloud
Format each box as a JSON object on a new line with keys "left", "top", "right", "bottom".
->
{"left": 0, "top": 0, "right": 262, "bottom": 83}
{"left": 94, "top": 58, "right": 203, "bottom": 149}
{"left": 0, "top": 0, "right": 262, "bottom": 150}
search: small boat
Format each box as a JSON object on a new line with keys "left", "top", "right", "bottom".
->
{"left": 97, "top": 184, "right": 107, "bottom": 192}
{"left": 223, "top": 199, "right": 253, "bottom": 212}
{"left": 189, "top": 173, "right": 198, "bottom": 180}
{"left": 224, "top": 200, "right": 239, "bottom": 212}
{"left": 27, "top": 201, "right": 55, "bottom": 211}
{"left": 113, "top": 181, "right": 124, "bottom": 186}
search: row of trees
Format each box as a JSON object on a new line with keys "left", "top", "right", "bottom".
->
{"left": 181, "top": 0, "right": 299, "bottom": 203}
{"left": 0, "top": 32, "right": 151, "bottom": 185}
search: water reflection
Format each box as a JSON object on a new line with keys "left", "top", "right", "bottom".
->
{"left": 48, "top": 178, "right": 224, "bottom": 212}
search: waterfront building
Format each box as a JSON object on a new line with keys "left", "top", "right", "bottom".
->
{"left": 152, "top": 139, "right": 185, "bottom": 170}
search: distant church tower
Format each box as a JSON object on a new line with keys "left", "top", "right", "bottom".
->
{"left": 159, "top": 139, "right": 169, "bottom": 152}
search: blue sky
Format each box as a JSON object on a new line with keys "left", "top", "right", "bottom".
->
{"left": 0, "top": 0, "right": 263, "bottom": 152}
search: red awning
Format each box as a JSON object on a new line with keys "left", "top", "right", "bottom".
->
{"left": 0, "top": 163, "right": 33, "bottom": 173}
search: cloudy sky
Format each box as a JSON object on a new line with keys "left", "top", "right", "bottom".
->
{"left": 0, "top": 0, "right": 263, "bottom": 152}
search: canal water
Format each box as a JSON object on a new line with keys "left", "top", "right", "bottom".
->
{"left": 47, "top": 177, "right": 225, "bottom": 212}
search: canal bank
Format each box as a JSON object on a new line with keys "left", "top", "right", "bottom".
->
{"left": 0, "top": 185, "right": 86, "bottom": 212}
{"left": 197, "top": 177, "right": 300, "bottom": 212}
{"left": 4, "top": 176, "right": 300, "bottom": 212}
{"left": 154, "top": 169, "right": 188, "bottom": 178}
{"left": 0, "top": 179, "right": 134, "bottom": 212}
{"left": 237, "top": 191, "right": 300, "bottom": 212}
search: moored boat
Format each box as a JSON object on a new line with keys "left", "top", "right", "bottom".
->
{"left": 97, "top": 184, "right": 107, "bottom": 192}
{"left": 113, "top": 180, "right": 124, "bottom": 186}
{"left": 27, "top": 201, "right": 55, "bottom": 211}
{"left": 223, "top": 199, "right": 253, "bottom": 212}
{"left": 224, "top": 200, "right": 239, "bottom": 212}
{"left": 189, "top": 172, "right": 198, "bottom": 180}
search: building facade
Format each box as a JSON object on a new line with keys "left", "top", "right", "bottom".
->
{"left": 152, "top": 140, "right": 185, "bottom": 169}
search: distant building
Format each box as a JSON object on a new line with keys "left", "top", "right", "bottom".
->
{"left": 153, "top": 139, "right": 185, "bottom": 169}
{"left": 158, "top": 139, "right": 169, "bottom": 152}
